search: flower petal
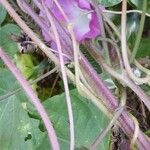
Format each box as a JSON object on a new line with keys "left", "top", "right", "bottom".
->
{"left": 41, "top": 0, "right": 101, "bottom": 41}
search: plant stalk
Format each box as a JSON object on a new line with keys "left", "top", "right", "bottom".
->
{"left": 1, "top": 1, "right": 150, "bottom": 149}
{"left": 0, "top": 47, "right": 60, "bottom": 150}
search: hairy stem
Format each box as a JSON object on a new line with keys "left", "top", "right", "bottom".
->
{"left": 0, "top": 47, "right": 60, "bottom": 150}
{"left": 86, "top": 43, "right": 150, "bottom": 112}
{"left": 41, "top": 1, "right": 75, "bottom": 149}
{"left": 1, "top": 1, "right": 150, "bottom": 149}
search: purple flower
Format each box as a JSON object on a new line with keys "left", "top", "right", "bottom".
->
{"left": 42, "top": 0, "right": 101, "bottom": 42}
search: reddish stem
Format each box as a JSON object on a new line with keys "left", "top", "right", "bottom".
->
{"left": 0, "top": 47, "right": 60, "bottom": 150}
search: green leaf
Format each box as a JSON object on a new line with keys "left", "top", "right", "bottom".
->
{"left": 0, "top": 24, "right": 21, "bottom": 56}
{"left": 14, "top": 54, "right": 37, "bottom": 90}
{"left": 129, "top": 0, "right": 142, "bottom": 7}
{"left": 0, "top": 4, "right": 7, "bottom": 25}
{"left": 135, "top": 38, "right": 150, "bottom": 58}
{"left": 129, "top": 0, "right": 150, "bottom": 13}
{"left": 0, "top": 69, "right": 48, "bottom": 150}
{"left": 1, "top": 24, "right": 21, "bottom": 36}
{"left": 35, "top": 89, "right": 110, "bottom": 149}
{"left": 98, "top": 0, "right": 122, "bottom": 7}
{"left": 14, "top": 54, "right": 35, "bottom": 79}
{"left": 0, "top": 69, "right": 20, "bottom": 95}
{"left": 0, "top": 69, "right": 110, "bottom": 150}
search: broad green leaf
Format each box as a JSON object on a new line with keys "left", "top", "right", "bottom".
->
{"left": 0, "top": 4, "right": 7, "bottom": 25}
{"left": 98, "top": 0, "right": 122, "bottom": 7}
{"left": 35, "top": 89, "right": 110, "bottom": 149}
{"left": 0, "top": 69, "right": 48, "bottom": 150}
{"left": 0, "top": 68, "right": 110, "bottom": 150}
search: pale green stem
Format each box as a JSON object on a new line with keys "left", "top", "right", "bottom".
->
{"left": 103, "top": 13, "right": 150, "bottom": 75}
{"left": 130, "top": 0, "right": 147, "bottom": 63}
{"left": 103, "top": 9, "right": 150, "bottom": 17}
{"left": 110, "top": 1, "right": 150, "bottom": 84}
{"left": 87, "top": 43, "right": 150, "bottom": 111}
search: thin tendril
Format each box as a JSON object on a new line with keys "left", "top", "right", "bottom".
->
{"left": 103, "top": 9, "right": 150, "bottom": 17}
{"left": 41, "top": 1, "right": 75, "bottom": 150}
{"left": 130, "top": 0, "right": 147, "bottom": 63}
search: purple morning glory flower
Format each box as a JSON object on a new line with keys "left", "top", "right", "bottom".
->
{"left": 42, "top": 0, "right": 101, "bottom": 42}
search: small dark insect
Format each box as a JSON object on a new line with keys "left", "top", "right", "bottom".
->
{"left": 11, "top": 31, "right": 37, "bottom": 53}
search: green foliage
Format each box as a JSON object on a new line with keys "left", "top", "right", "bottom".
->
{"left": 97, "top": 0, "right": 122, "bottom": 7}
{"left": 0, "top": 69, "right": 44, "bottom": 150}
{"left": 0, "top": 5, "right": 21, "bottom": 56}
{"left": 129, "top": 0, "right": 150, "bottom": 13}
{"left": 135, "top": 38, "right": 150, "bottom": 58}
{"left": 28, "top": 89, "right": 110, "bottom": 149}
{"left": 40, "top": 89, "right": 110, "bottom": 149}
{"left": 129, "top": 0, "right": 143, "bottom": 8}
{"left": 0, "top": 69, "right": 110, "bottom": 150}
{"left": 14, "top": 54, "right": 35, "bottom": 79}
{"left": 0, "top": 24, "right": 21, "bottom": 56}
{"left": 1, "top": 1, "right": 149, "bottom": 149}
{"left": 1, "top": 23, "right": 21, "bottom": 35}
{"left": 0, "top": 4, "right": 7, "bottom": 25}
{"left": 14, "top": 54, "right": 38, "bottom": 90}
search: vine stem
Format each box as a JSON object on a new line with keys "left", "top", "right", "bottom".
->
{"left": 121, "top": 0, "right": 150, "bottom": 84}
{"left": 41, "top": 1, "right": 75, "bottom": 150}
{"left": 0, "top": 47, "right": 60, "bottom": 150}
{"left": 103, "top": 13, "right": 150, "bottom": 76}
{"left": 90, "top": 106, "right": 125, "bottom": 150}
{"left": 1, "top": 0, "right": 150, "bottom": 149}
{"left": 130, "top": 0, "right": 147, "bottom": 63}
{"left": 87, "top": 42, "right": 150, "bottom": 112}
{"left": 103, "top": 9, "right": 150, "bottom": 17}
